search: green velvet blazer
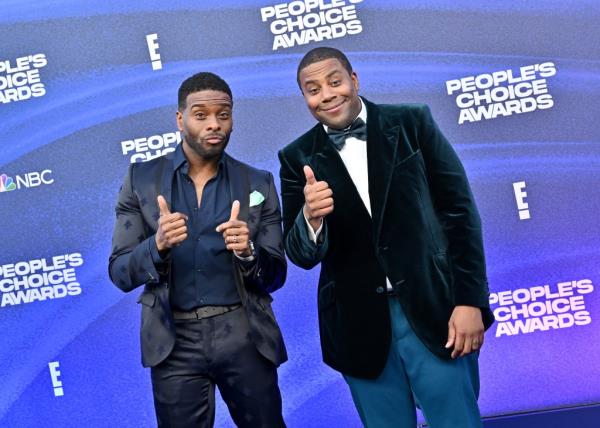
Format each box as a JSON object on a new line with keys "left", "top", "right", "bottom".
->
{"left": 279, "top": 98, "right": 494, "bottom": 379}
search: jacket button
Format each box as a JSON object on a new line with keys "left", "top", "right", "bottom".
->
{"left": 376, "top": 286, "right": 384, "bottom": 294}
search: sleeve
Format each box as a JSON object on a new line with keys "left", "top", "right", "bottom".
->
{"left": 108, "top": 164, "right": 166, "bottom": 292}
{"left": 303, "top": 211, "right": 324, "bottom": 243}
{"left": 418, "top": 105, "right": 490, "bottom": 308}
{"left": 278, "top": 148, "right": 328, "bottom": 270}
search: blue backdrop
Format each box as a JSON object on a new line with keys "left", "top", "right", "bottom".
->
{"left": 1, "top": 1, "right": 599, "bottom": 427}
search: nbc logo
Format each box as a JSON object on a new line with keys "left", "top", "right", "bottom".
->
{"left": 0, "top": 169, "right": 54, "bottom": 193}
{"left": 0, "top": 174, "right": 16, "bottom": 192}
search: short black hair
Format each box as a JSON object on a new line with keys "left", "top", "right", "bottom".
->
{"left": 296, "top": 47, "right": 353, "bottom": 87}
{"left": 178, "top": 72, "right": 233, "bottom": 110}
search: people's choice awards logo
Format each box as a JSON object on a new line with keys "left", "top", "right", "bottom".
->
{"left": 260, "top": 0, "right": 364, "bottom": 50}
{"left": 446, "top": 62, "right": 557, "bottom": 124}
{"left": 490, "top": 279, "right": 594, "bottom": 337}
{"left": 121, "top": 131, "right": 181, "bottom": 163}
{"left": 0, "top": 53, "right": 48, "bottom": 104}
{"left": 0, "top": 253, "right": 84, "bottom": 308}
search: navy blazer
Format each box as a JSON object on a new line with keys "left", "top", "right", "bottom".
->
{"left": 279, "top": 99, "right": 494, "bottom": 379}
{"left": 109, "top": 151, "right": 288, "bottom": 368}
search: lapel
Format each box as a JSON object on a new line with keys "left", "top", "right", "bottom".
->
{"left": 224, "top": 153, "right": 250, "bottom": 223}
{"left": 364, "top": 99, "right": 399, "bottom": 247}
{"left": 309, "top": 99, "right": 400, "bottom": 247}
{"left": 223, "top": 153, "right": 250, "bottom": 304}
{"left": 158, "top": 150, "right": 176, "bottom": 211}
{"left": 157, "top": 147, "right": 250, "bottom": 227}
{"left": 310, "top": 125, "right": 372, "bottom": 223}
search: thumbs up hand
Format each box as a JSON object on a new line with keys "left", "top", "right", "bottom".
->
{"left": 302, "top": 165, "right": 334, "bottom": 232}
{"left": 155, "top": 195, "right": 189, "bottom": 251}
{"left": 216, "top": 200, "right": 252, "bottom": 257}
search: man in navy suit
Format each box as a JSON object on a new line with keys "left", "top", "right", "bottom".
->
{"left": 279, "top": 47, "right": 494, "bottom": 427}
{"left": 109, "top": 72, "right": 287, "bottom": 427}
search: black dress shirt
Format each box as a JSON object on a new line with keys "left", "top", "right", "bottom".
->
{"left": 151, "top": 144, "right": 241, "bottom": 310}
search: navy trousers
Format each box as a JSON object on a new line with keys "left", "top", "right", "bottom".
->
{"left": 344, "top": 297, "right": 482, "bottom": 428}
{"left": 150, "top": 306, "right": 285, "bottom": 428}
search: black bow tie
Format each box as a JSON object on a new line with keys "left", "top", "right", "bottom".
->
{"left": 327, "top": 117, "right": 367, "bottom": 150}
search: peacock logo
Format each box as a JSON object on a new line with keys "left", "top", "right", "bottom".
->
{"left": 0, "top": 174, "right": 17, "bottom": 192}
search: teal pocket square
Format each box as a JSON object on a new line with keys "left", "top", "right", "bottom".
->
{"left": 249, "top": 190, "right": 265, "bottom": 207}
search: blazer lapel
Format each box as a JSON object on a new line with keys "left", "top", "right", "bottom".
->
{"left": 224, "top": 153, "right": 250, "bottom": 304}
{"left": 365, "top": 100, "right": 399, "bottom": 248}
{"left": 311, "top": 126, "right": 345, "bottom": 186}
{"left": 157, "top": 151, "right": 176, "bottom": 217}
{"left": 310, "top": 126, "right": 371, "bottom": 221}
{"left": 225, "top": 153, "right": 250, "bottom": 223}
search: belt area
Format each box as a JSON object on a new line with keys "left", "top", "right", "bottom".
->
{"left": 173, "top": 304, "right": 242, "bottom": 320}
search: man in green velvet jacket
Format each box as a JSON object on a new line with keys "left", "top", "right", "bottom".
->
{"left": 278, "top": 47, "right": 494, "bottom": 427}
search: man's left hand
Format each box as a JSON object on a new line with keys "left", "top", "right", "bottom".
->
{"left": 216, "top": 200, "right": 252, "bottom": 257}
{"left": 445, "top": 305, "right": 484, "bottom": 359}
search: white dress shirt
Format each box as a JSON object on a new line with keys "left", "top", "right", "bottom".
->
{"left": 304, "top": 99, "right": 392, "bottom": 290}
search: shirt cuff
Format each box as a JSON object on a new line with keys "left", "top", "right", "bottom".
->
{"left": 303, "top": 208, "right": 323, "bottom": 244}
{"left": 234, "top": 252, "right": 255, "bottom": 263}
{"left": 234, "top": 251, "right": 257, "bottom": 276}
{"left": 149, "top": 238, "right": 170, "bottom": 273}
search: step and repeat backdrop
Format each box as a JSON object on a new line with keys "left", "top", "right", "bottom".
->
{"left": 1, "top": 1, "right": 599, "bottom": 427}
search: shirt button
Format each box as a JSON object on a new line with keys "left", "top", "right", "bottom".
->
{"left": 376, "top": 286, "right": 384, "bottom": 294}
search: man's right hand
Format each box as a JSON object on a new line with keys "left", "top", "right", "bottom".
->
{"left": 155, "top": 195, "right": 188, "bottom": 251}
{"left": 302, "top": 165, "right": 334, "bottom": 232}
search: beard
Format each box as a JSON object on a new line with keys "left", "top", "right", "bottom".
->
{"left": 184, "top": 132, "right": 230, "bottom": 160}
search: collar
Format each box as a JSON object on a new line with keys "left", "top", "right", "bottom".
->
{"left": 173, "top": 142, "right": 187, "bottom": 170}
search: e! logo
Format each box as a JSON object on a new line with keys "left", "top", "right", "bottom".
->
{"left": 512, "top": 181, "right": 530, "bottom": 220}
{"left": 146, "top": 34, "right": 162, "bottom": 71}
{"left": 48, "top": 361, "right": 64, "bottom": 397}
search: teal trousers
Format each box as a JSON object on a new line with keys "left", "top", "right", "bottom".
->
{"left": 344, "top": 297, "right": 482, "bottom": 428}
